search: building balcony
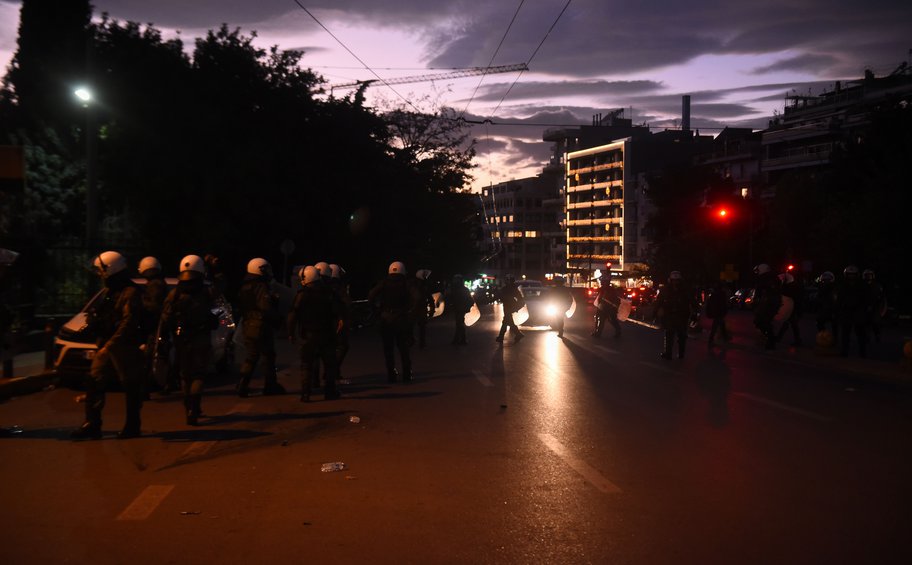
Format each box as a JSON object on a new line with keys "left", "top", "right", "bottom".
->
{"left": 568, "top": 254, "right": 621, "bottom": 262}
{"left": 762, "top": 150, "right": 831, "bottom": 171}
{"left": 566, "top": 217, "right": 621, "bottom": 227}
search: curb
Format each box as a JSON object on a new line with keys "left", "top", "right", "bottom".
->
{"left": 0, "top": 371, "right": 59, "bottom": 401}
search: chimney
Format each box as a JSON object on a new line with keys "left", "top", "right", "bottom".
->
{"left": 682, "top": 95, "right": 691, "bottom": 133}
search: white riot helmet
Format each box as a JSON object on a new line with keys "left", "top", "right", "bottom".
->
{"left": 314, "top": 261, "right": 331, "bottom": 278}
{"left": 179, "top": 255, "right": 206, "bottom": 281}
{"left": 93, "top": 251, "right": 127, "bottom": 279}
{"left": 247, "top": 257, "right": 272, "bottom": 278}
{"left": 844, "top": 265, "right": 860, "bottom": 277}
{"left": 669, "top": 270, "right": 683, "bottom": 281}
{"left": 754, "top": 263, "right": 770, "bottom": 275}
{"left": 819, "top": 271, "right": 835, "bottom": 283}
{"left": 138, "top": 256, "right": 161, "bottom": 275}
{"left": 416, "top": 269, "right": 432, "bottom": 280}
{"left": 330, "top": 264, "right": 344, "bottom": 279}
{"left": 301, "top": 265, "right": 320, "bottom": 285}
{"left": 862, "top": 269, "right": 875, "bottom": 281}
{"left": 778, "top": 273, "right": 795, "bottom": 284}
{"left": 389, "top": 261, "right": 406, "bottom": 275}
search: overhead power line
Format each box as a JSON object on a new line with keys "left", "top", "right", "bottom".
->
{"left": 330, "top": 63, "right": 529, "bottom": 91}
{"left": 461, "top": 0, "right": 526, "bottom": 117}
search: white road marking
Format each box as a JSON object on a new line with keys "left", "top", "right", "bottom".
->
{"left": 473, "top": 369, "right": 494, "bottom": 387}
{"left": 732, "top": 392, "right": 832, "bottom": 423}
{"left": 116, "top": 485, "right": 175, "bottom": 521}
{"left": 227, "top": 403, "right": 253, "bottom": 414}
{"left": 537, "top": 433, "right": 622, "bottom": 495}
{"left": 181, "top": 441, "right": 215, "bottom": 459}
{"left": 624, "top": 318, "right": 660, "bottom": 330}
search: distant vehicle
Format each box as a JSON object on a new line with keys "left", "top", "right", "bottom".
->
{"left": 515, "top": 280, "right": 573, "bottom": 327}
{"left": 53, "top": 278, "right": 236, "bottom": 377}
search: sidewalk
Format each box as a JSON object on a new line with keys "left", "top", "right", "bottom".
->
{"left": 0, "top": 350, "right": 57, "bottom": 400}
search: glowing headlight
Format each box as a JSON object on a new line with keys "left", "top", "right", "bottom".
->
{"left": 545, "top": 303, "right": 559, "bottom": 317}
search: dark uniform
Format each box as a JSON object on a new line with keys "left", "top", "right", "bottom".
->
{"left": 368, "top": 270, "right": 421, "bottom": 382}
{"left": 654, "top": 275, "right": 694, "bottom": 359}
{"left": 446, "top": 276, "right": 473, "bottom": 345}
{"left": 415, "top": 273, "right": 435, "bottom": 348}
{"left": 72, "top": 269, "right": 145, "bottom": 439}
{"left": 593, "top": 283, "right": 621, "bottom": 338}
{"left": 752, "top": 269, "right": 781, "bottom": 350}
{"left": 863, "top": 271, "right": 886, "bottom": 343}
{"left": 236, "top": 273, "right": 285, "bottom": 396}
{"left": 160, "top": 277, "right": 215, "bottom": 425}
{"left": 495, "top": 279, "right": 525, "bottom": 343}
{"left": 329, "top": 273, "right": 352, "bottom": 379}
{"left": 815, "top": 274, "right": 838, "bottom": 342}
{"left": 141, "top": 270, "right": 169, "bottom": 392}
{"left": 776, "top": 274, "right": 804, "bottom": 346}
{"left": 705, "top": 283, "right": 731, "bottom": 346}
{"left": 549, "top": 281, "right": 573, "bottom": 338}
{"left": 288, "top": 277, "right": 342, "bottom": 401}
{"left": 836, "top": 267, "right": 872, "bottom": 357}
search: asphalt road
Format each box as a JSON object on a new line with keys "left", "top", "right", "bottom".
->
{"left": 2, "top": 305, "right": 911, "bottom": 564}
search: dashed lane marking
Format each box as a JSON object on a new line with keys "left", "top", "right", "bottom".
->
{"left": 116, "top": 485, "right": 175, "bottom": 521}
{"left": 538, "top": 433, "right": 622, "bottom": 495}
{"left": 732, "top": 392, "right": 832, "bottom": 423}
{"left": 472, "top": 369, "right": 494, "bottom": 387}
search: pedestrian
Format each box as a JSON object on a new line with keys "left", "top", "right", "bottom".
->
{"left": 752, "top": 263, "right": 781, "bottom": 350}
{"left": 495, "top": 274, "right": 525, "bottom": 343}
{"left": 705, "top": 281, "right": 731, "bottom": 347}
{"left": 368, "top": 261, "right": 421, "bottom": 382}
{"left": 863, "top": 269, "right": 886, "bottom": 344}
{"left": 549, "top": 276, "right": 574, "bottom": 338}
{"left": 776, "top": 271, "right": 803, "bottom": 346}
{"left": 654, "top": 270, "right": 694, "bottom": 360}
{"left": 446, "top": 274, "right": 474, "bottom": 345}
{"left": 235, "top": 258, "right": 286, "bottom": 397}
{"left": 159, "top": 255, "right": 215, "bottom": 425}
{"left": 138, "top": 256, "right": 168, "bottom": 394}
{"left": 415, "top": 269, "right": 435, "bottom": 348}
{"left": 71, "top": 251, "right": 145, "bottom": 440}
{"left": 288, "top": 266, "right": 343, "bottom": 401}
{"left": 836, "top": 265, "right": 871, "bottom": 357}
{"left": 329, "top": 264, "right": 352, "bottom": 381}
{"left": 592, "top": 278, "right": 621, "bottom": 338}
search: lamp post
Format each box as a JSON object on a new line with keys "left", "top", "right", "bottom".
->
{"left": 75, "top": 87, "right": 97, "bottom": 247}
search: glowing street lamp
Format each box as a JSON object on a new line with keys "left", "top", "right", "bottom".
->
{"left": 74, "top": 87, "right": 92, "bottom": 104}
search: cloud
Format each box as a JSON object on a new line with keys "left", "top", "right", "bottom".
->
{"left": 751, "top": 53, "right": 841, "bottom": 75}
{"left": 471, "top": 79, "right": 663, "bottom": 102}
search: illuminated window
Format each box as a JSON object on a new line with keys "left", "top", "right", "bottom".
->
{"left": 509, "top": 215, "right": 514, "bottom": 222}
{"left": 507, "top": 231, "right": 523, "bottom": 237}
{"left": 524, "top": 231, "right": 537, "bottom": 237}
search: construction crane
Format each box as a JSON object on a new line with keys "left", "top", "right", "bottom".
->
{"left": 330, "top": 63, "right": 528, "bottom": 92}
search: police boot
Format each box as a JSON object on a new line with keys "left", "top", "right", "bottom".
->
{"left": 236, "top": 373, "right": 252, "bottom": 398}
{"left": 660, "top": 334, "right": 673, "bottom": 360}
{"left": 117, "top": 393, "right": 142, "bottom": 439}
{"left": 262, "top": 368, "right": 286, "bottom": 395}
{"left": 186, "top": 395, "right": 202, "bottom": 426}
{"left": 71, "top": 392, "right": 104, "bottom": 440}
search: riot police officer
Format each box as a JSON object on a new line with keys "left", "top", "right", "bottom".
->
{"left": 549, "top": 276, "right": 573, "bottom": 338}
{"left": 236, "top": 258, "right": 286, "bottom": 397}
{"left": 71, "top": 251, "right": 145, "bottom": 440}
{"left": 495, "top": 275, "right": 525, "bottom": 343}
{"left": 752, "top": 263, "right": 781, "bottom": 350}
{"left": 654, "top": 271, "right": 694, "bottom": 359}
{"left": 288, "top": 266, "right": 343, "bottom": 401}
{"left": 863, "top": 269, "right": 886, "bottom": 343}
{"left": 592, "top": 278, "right": 622, "bottom": 338}
{"left": 368, "top": 261, "right": 421, "bottom": 382}
{"left": 446, "top": 274, "right": 473, "bottom": 345}
{"left": 138, "top": 256, "right": 168, "bottom": 394}
{"left": 160, "top": 255, "right": 215, "bottom": 425}
{"left": 415, "top": 269, "right": 435, "bottom": 348}
{"left": 329, "top": 264, "right": 352, "bottom": 378}
{"left": 836, "top": 265, "right": 871, "bottom": 357}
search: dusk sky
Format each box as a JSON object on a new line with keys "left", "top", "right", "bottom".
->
{"left": 1, "top": 0, "right": 910, "bottom": 191}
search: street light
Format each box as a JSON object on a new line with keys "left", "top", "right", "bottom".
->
{"left": 74, "top": 86, "right": 97, "bottom": 247}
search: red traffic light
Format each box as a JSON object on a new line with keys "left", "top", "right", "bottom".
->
{"left": 786, "top": 264, "right": 795, "bottom": 272}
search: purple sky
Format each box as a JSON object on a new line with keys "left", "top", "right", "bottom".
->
{"left": 1, "top": 0, "right": 909, "bottom": 190}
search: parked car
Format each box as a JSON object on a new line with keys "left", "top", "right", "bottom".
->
{"left": 53, "top": 278, "right": 236, "bottom": 376}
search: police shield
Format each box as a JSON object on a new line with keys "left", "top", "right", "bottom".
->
{"left": 565, "top": 295, "right": 577, "bottom": 318}
{"left": 432, "top": 292, "right": 445, "bottom": 318}
{"left": 464, "top": 302, "right": 481, "bottom": 327}
{"left": 514, "top": 304, "right": 530, "bottom": 326}
{"left": 617, "top": 298, "right": 632, "bottom": 321}
{"left": 774, "top": 295, "right": 794, "bottom": 322}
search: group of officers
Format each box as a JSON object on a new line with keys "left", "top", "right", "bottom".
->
{"left": 69, "top": 251, "right": 480, "bottom": 440}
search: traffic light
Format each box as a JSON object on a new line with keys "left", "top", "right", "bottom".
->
{"left": 786, "top": 264, "right": 795, "bottom": 272}
{"left": 715, "top": 207, "right": 729, "bottom": 219}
